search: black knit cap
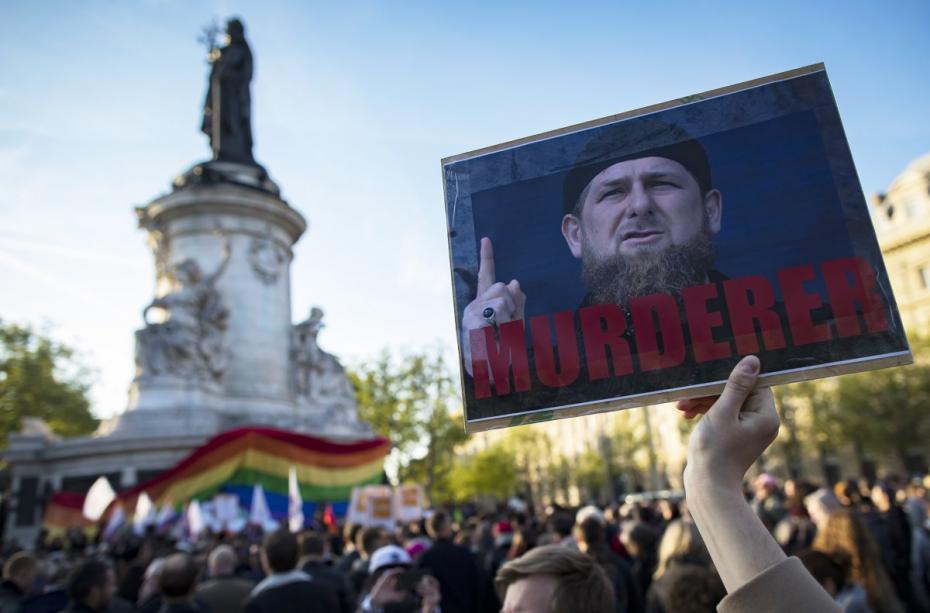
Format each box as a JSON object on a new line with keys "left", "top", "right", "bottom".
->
{"left": 561, "top": 116, "right": 712, "bottom": 216}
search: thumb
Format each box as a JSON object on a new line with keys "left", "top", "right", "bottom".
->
{"left": 711, "top": 355, "right": 760, "bottom": 421}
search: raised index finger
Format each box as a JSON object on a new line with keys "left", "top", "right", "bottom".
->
{"left": 477, "top": 237, "right": 496, "bottom": 295}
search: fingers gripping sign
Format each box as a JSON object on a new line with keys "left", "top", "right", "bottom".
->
{"left": 681, "top": 355, "right": 781, "bottom": 490}
{"left": 462, "top": 237, "right": 527, "bottom": 376}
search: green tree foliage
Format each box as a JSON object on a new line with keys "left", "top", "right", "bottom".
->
{"left": 348, "top": 348, "right": 467, "bottom": 501}
{"left": 575, "top": 447, "right": 608, "bottom": 494}
{"left": 774, "top": 334, "right": 930, "bottom": 475}
{"left": 0, "top": 321, "right": 98, "bottom": 447}
{"left": 835, "top": 363, "right": 930, "bottom": 468}
{"left": 448, "top": 442, "right": 518, "bottom": 501}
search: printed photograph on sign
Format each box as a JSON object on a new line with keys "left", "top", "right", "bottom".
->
{"left": 442, "top": 64, "right": 911, "bottom": 433}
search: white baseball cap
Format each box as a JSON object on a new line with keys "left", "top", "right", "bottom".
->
{"left": 369, "top": 545, "right": 412, "bottom": 574}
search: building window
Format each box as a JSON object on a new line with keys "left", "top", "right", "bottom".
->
{"left": 15, "top": 476, "right": 38, "bottom": 527}
{"left": 919, "top": 266, "right": 930, "bottom": 290}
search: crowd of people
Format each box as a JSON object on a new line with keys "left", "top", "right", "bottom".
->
{"left": 2, "top": 358, "right": 929, "bottom": 613}
{"left": 2, "top": 477, "right": 928, "bottom": 613}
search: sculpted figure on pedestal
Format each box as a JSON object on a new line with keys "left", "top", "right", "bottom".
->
{"left": 292, "top": 308, "right": 359, "bottom": 423}
{"left": 135, "top": 239, "right": 231, "bottom": 381}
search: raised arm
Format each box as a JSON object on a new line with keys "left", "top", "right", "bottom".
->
{"left": 679, "top": 356, "right": 841, "bottom": 612}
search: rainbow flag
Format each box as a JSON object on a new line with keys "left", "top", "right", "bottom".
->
{"left": 42, "top": 492, "right": 95, "bottom": 537}
{"left": 118, "top": 427, "right": 389, "bottom": 521}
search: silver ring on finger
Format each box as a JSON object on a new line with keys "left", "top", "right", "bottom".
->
{"left": 482, "top": 306, "right": 497, "bottom": 327}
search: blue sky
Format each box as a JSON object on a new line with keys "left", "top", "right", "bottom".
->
{"left": 1, "top": 0, "right": 928, "bottom": 418}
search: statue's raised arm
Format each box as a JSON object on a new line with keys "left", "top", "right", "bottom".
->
{"left": 204, "top": 229, "right": 233, "bottom": 287}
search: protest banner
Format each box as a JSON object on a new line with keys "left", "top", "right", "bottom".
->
{"left": 346, "top": 486, "right": 370, "bottom": 526}
{"left": 394, "top": 484, "right": 426, "bottom": 523}
{"left": 346, "top": 485, "right": 397, "bottom": 528}
{"left": 367, "top": 486, "right": 395, "bottom": 529}
{"left": 442, "top": 63, "right": 911, "bottom": 433}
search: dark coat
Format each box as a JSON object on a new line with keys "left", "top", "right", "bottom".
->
{"left": 301, "top": 561, "right": 354, "bottom": 613}
{"left": 59, "top": 602, "right": 99, "bottom": 613}
{"left": 244, "top": 579, "right": 338, "bottom": 613}
{"left": 417, "top": 539, "right": 497, "bottom": 613}
{"left": 196, "top": 575, "right": 255, "bottom": 613}
{"left": 18, "top": 588, "right": 69, "bottom": 613}
{"left": 157, "top": 603, "right": 204, "bottom": 613}
{"left": 0, "top": 580, "right": 25, "bottom": 613}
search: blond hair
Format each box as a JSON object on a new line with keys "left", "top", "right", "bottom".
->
{"left": 653, "top": 519, "right": 707, "bottom": 580}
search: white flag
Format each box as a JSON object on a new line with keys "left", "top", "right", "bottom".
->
{"left": 187, "top": 500, "right": 205, "bottom": 539}
{"left": 133, "top": 492, "right": 156, "bottom": 536}
{"left": 82, "top": 476, "right": 116, "bottom": 522}
{"left": 288, "top": 466, "right": 304, "bottom": 532}
{"left": 250, "top": 483, "right": 273, "bottom": 525}
{"left": 102, "top": 504, "right": 126, "bottom": 541}
{"left": 213, "top": 493, "right": 240, "bottom": 530}
{"left": 155, "top": 503, "right": 176, "bottom": 532}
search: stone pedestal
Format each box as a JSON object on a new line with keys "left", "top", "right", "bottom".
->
{"left": 3, "top": 161, "right": 373, "bottom": 547}
{"left": 118, "top": 171, "right": 306, "bottom": 435}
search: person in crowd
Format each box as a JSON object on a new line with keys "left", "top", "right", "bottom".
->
{"left": 903, "top": 483, "right": 930, "bottom": 611}
{"left": 495, "top": 544, "right": 614, "bottom": 613}
{"left": 544, "top": 512, "right": 575, "bottom": 548}
{"left": 245, "top": 529, "right": 338, "bottom": 613}
{"left": 869, "top": 481, "right": 914, "bottom": 608}
{"left": 775, "top": 480, "right": 818, "bottom": 555}
{"left": 798, "top": 549, "right": 871, "bottom": 613}
{"left": 350, "top": 527, "right": 389, "bottom": 597}
{"left": 487, "top": 520, "right": 513, "bottom": 579}
{"left": 1, "top": 551, "right": 38, "bottom": 612}
{"left": 19, "top": 557, "right": 72, "bottom": 613}
{"left": 298, "top": 531, "right": 354, "bottom": 613}
{"left": 646, "top": 519, "right": 715, "bottom": 612}
{"left": 658, "top": 564, "right": 725, "bottom": 613}
{"left": 813, "top": 508, "right": 905, "bottom": 613}
{"left": 136, "top": 557, "right": 165, "bottom": 613}
{"left": 651, "top": 520, "right": 708, "bottom": 583}
{"left": 574, "top": 515, "right": 642, "bottom": 613}
{"left": 474, "top": 519, "right": 497, "bottom": 578}
{"left": 505, "top": 525, "right": 533, "bottom": 563}
{"left": 677, "top": 355, "right": 844, "bottom": 612}
{"left": 620, "top": 521, "right": 660, "bottom": 599}
{"left": 156, "top": 553, "right": 200, "bottom": 613}
{"left": 357, "top": 545, "right": 441, "bottom": 613}
{"left": 836, "top": 480, "right": 870, "bottom": 512}
{"left": 417, "top": 511, "right": 495, "bottom": 613}
{"left": 752, "top": 474, "right": 787, "bottom": 532}
{"left": 196, "top": 544, "right": 255, "bottom": 613}
{"left": 336, "top": 525, "right": 363, "bottom": 575}
{"left": 62, "top": 559, "right": 116, "bottom": 613}
{"left": 804, "top": 488, "right": 843, "bottom": 530}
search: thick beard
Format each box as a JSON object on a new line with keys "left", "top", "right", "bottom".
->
{"left": 581, "top": 231, "right": 717, "bottom": 307}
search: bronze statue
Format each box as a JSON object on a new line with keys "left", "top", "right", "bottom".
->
{"left": 201, "top": 18, "right": 254, "bottom": 165}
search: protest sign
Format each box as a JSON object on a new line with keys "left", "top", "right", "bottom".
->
{"left": 394, "top": 484, "right": 425, "bottom": 523}
{"left": 365, "top": 485, "right": 396, "bottom": 529}
{"left": 346, "top": 486, "right": 370, "bottom": 526}
{"left": 442, "top": 64, "right": 911, "bottom": 433}
{"left": 346, "top": 485, "right": 398, "bottom": 528}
